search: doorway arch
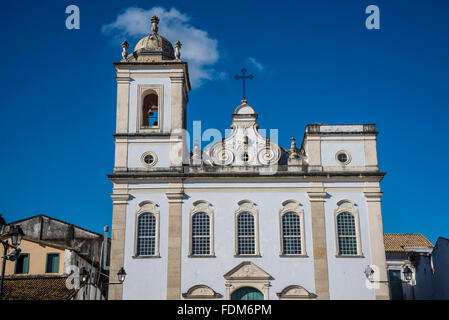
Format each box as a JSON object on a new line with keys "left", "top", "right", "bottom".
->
{"left": 231, "top": 287, "right": 264, "bottom": 300}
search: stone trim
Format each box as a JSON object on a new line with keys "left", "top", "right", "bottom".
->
{"left": 364, "top": 191, "right": 390, "bottom": 300}
{"left": 223, "top": 261, "right": 271, "bottom": 300}
{"left": 234, "top": 200, "right": 260, "bottom": 257}
{"left": 165, "top": 185, "right": 184, "bottom": 300}
{"left": 137, "top": 84, "right": 164, "bottom": 133}
{"left": 188, "top": 200, "right": 215, "bottom": 257}
{"left": 277, "top": 285, "right": 316, "bottom": 300}
{"left": 182, "top": 285, "right": 220, "bottom": 299}
{"left": 333, "top": 200, "right": 363, "bottom": 257}
{"left": 108, "top": 193, "right": 130, "bottom": 300}
{"left": 278, "top": 200, "right": 307, "bottom": 257}
{"left": 133, "top": 201, "right": 160, "bottom": 258}
{"left": 307, "top": 191, "right": 330, "bottom": 300}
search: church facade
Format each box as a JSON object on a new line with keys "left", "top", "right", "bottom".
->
{"left": 108, "top": 16, "right": 390, "bottom": 300}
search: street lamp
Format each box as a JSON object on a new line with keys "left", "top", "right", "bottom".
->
{"left": 79, "top": 267, "right": 89, "bottom": 284}
{"left": 78, "top": 266, "right": 126, "bottom": 300}
{"left": 117, "top": 267, "right": 127, "bottom": 284}
{"left": 403, "top": 266, "right": 413, "bottom": 281}
{"left": 0, "top": 222, "right": 25, "bottom": 300}
{"left": 364, "top": 265, "right": 375, "bottom": 281}
{"left": 9, "top": 226, "right": 24, "bottom": 247}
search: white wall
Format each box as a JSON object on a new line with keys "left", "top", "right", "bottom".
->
{"left": 121, "top": 181, "right": 376, "bottom": 300}
{"left": 127, "top": 141, "right": 171, "bottom": 168}
{"left": 325, "top": 191, "right": 374, "bottom": 300}
{"left": 180, "top": 181, "right": 315, "bottom": 300}
{"left": 320, "top": 138, "right": 365, "bottom": 167}
{"left": 122, "top": 184, "right": 170, "bottom": 300}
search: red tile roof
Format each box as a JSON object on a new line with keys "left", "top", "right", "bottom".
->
{"left": 384, "top": 233, "right": 433, "bottom": 252}
{"left": 2, "top": 276, "right": 80, "bottom": 300}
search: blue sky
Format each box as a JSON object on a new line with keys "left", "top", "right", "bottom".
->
{"left": 0, "top": 1, "right": 448, "bottom": 243}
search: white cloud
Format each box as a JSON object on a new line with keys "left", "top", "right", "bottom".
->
{"left": 102, "top": 6, "right": 220, "bottom": 87}
{"left": 246, "top": 57, "right": 265, "bottom": 71}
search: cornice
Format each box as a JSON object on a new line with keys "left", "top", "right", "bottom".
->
{"left": 363, "top": 191, "right": 383, "bottom": 202}
{"left": 110, "top": 193, "right": 131, "bottom": 204}
{"left": 108, "top": 170, "right": 385, "bottom": 183}
{"left": 307, "top": 191, "right": 328, "bottom": 201}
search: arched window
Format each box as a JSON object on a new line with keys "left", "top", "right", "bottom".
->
{"left": 234, "top": 200, "right": 259, "bottom": 256}
{"left": 134, "top": 201, "right": 160, "bottom": 257}
{"left": 136, "top": 213, "right": 156, "bottom": 256}
{"left": 192, "top": 213, "right": 210, "bottom": 255}
{"left": 142, "top": 92, "right": 159, "bottom": 127}
{"left": 282, "top": 213, "right": 302, "bottom": 255}
{"left": 336, "top": 212, "right": 357, "bottom": 255}
{"left": 189, "top": 201, "right": 214, "bottom": 257}
{"left": 279, "top": 200, "right": 306, "bottom": 256}
{"left": 237, "top": 213, "right": 256, "bottom": 255}
{"left": 334, "top": 200, "right": 361, "bottom": 256}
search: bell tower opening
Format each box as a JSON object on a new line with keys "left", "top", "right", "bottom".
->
{"left": 142, "top": 91, "right": 159, "bottom": 127}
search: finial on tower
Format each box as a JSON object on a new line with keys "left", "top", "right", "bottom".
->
{"left": 175, "top": 40, "right": 182, "bottom": 60}
{"left": 151, "top": 16, "right": 160, "bottom": 34}
{"left": 192, "top": 139, "right": 202, "bottom": 166}
{"left": 121, "top": 40, "right": 129, "bottom": 59}
{"left": 289, "top": 137, "right": 300, "bottom": 159}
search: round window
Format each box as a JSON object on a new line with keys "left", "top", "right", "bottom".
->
{"left": 141, "top": 151, "right": 158, "bottom": 167}
{"left": 335, "top": 150, "right": 351, "bottom": 165}
{"left": 241, "top": 152, "right": 249, "bottom": 162}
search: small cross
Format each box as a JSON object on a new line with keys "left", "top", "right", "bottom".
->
{"left": 234, "top": 68, "right": 254, "bottom": 101}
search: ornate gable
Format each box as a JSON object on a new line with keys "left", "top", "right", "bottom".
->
{"left": 223, "top": 261, "right": 271, "bottom": 280}
{"left": 204, "top": 100, "right": 284, "bottom": 167}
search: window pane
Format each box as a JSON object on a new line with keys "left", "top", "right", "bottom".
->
{"left": 137, "top": 237, "right": 155, "bottom": 256}
{"left": 138, "top": 214, "right": 156, "bottom": 237}
{"left": 15, "top": 254, "right": 29, "bottom": 274}
{"left": 192, "top": 213, "right": 210, "bottom": 255}
{"left": 337, "top": 212, "right": 357, "bottom": 255}
{"left": 338, "top": 236, "right": 358, "bottom": 255}
{"left": 282, "top": 212, "right": 302, "bottom": 254}
{"left": 237, "top": 213, "right": 255, "bottom": 255}
{"left": 46, "top": 253, "right": 60, "bottom": 273}
{"left": 137, "top": 213, "right": 156, "bottom": 256}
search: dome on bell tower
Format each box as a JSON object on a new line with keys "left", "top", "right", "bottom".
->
{"left": 121, "top": 16, "right": 181, "bottom": 62}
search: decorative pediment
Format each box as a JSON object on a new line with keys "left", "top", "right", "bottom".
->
{"left": 224, "top": 262, "right": 271, "bottom": 280}
{"left": 182, "top": 285, "right": 220, "bottom": 299}
{"left": 276, "top": 285, "right": 316, "bottom": 300}
{"left": 204, "top": 100, "right": 282, "bottom": 167}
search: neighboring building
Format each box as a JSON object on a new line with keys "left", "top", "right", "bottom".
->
{"left": 2, "top": 215, "right": 110, "bottom": 300}
{"left": 431, "top": 237, "right": 449, "bottom": 299}
{"left": 384, "top": 233, "right": 434, "bottom": 300}
{"left": 108, "top": 16, "right": 390, "bottom": 300}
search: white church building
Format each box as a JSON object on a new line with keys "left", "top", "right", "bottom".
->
{"left": 108, "top": 16, "right": 390, "bottom": 300}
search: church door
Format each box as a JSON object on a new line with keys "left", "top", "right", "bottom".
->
{"left": 231, "top": 287, "right": 264, "bottom": 300}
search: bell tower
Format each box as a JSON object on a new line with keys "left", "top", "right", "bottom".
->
{"left": 113, "top": 16, "right": 191, "bottom": 172}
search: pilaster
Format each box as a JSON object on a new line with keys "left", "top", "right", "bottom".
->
{"left": 166, "top": 182, "right": 184, "bottom": 300}
{"left": 307, "top": 190, "right": 330, "bottom": 300}
{"left": 108, "top": 192, "right": 130, "bottom": 300}
{"left": 364, "top": 191, "right": 390, "bottom": 300}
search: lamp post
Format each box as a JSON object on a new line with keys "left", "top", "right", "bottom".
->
{"left": 403, "top": 266, "right": 413, "bottom": 281}
{"left": 403, "top": 265, "right": 415, "bottom": 300}
{"left": 0, "top": 216, "right": 25, "bottom": 300}
{"left": 79, "top": 266, "right": 126, "bottom": 300}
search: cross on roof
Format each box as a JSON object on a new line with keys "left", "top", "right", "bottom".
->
{"left": 234, "top": 68, "right": 254, "bottom": 101}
